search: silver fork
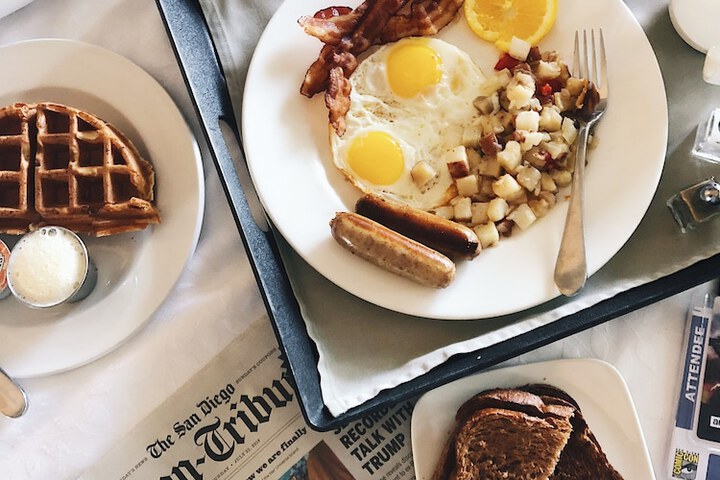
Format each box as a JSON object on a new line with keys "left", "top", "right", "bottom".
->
{"left": 554, "top": 29, "right": 609, "bottom": 296}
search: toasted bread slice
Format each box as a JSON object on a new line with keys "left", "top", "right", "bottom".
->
{"left": 520, "top": 384, "right": 625, "bottom": 480}
{"left": 431, "top": 386, "right": 625, "bottom": 480}
{"left": 432, "top": 389, "right": 574, "bottom": 480}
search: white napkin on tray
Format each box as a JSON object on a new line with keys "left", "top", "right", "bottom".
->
{"left": 200, "top": 0, "right": 720, "bottom": 416}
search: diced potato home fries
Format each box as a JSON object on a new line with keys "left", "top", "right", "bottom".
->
{"left": 424, "top": 43, "right": 592, "bottom": 250}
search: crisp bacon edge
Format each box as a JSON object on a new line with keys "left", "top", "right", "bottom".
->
{"left": 299, "top": 0, "right": 464, "bottom": 135}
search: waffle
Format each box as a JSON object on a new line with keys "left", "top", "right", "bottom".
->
{"left": 0, "top": 103, "right": 39, "bottom": 234}
{"left": 0, "top": 102, "right": 160, "bottom": 236}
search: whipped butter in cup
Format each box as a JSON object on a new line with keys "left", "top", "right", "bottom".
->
{"left": 0, "top": 239, "right": 9, "bottom": 300}
{"left": 7, "top": 226, "right": 97, "bottom": 308}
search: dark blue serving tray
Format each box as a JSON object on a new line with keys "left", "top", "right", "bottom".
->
{"left": 155, "top": 0, "right": 720, "bottom": 431}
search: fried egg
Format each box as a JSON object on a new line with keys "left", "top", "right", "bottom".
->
{"left": 330, "top": 37, "right": 486, "bottom": 210}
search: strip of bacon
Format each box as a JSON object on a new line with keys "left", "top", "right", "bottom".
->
{"left": 301, "top": 44, "right": 337, "bottom": 97}
{"left": 382, "top": 0, "right": 464, "bottom": 42}
{"left": 347, "top": 0, "right": 407, "bottom": 51}
{"left": 300, "top": 0, "right": 406, "bottom": 99}
{"left": 326, "top": 66, "right": 353, "bottom": 135}
{"left": 315, "top": 6, "right": 354, "bottom": 18}
{"left": 300, "top": 0, "right": 464, "bottom": 134}
{"left": 297, "top": 6, "right": 363, "bottom": 45}
{"left": 320, "top": 0, "right": 408, "bottom": 132}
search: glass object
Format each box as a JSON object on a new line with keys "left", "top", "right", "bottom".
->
{"left": 692, "top": 108, "right": 720, "bottom": 163}
{"left": 668, "top": 177, "right": 720, "bottom": 232}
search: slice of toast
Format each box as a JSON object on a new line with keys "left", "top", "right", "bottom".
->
{"left": 432, "top": 389, "right": 574, "bottom": 480}
{"left": 520, "top": 384, "right": 625, "bottom": 480}
{"left": 431, "top": 386, "right": 625, "bottom": 480}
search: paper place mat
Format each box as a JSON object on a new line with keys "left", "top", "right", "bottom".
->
{"left": 200, "top": 0, "right": 720, "bottom": 416}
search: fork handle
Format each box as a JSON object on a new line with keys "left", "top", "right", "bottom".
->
{"left": 554, "top": 123, "right": 590, "bottom": 296}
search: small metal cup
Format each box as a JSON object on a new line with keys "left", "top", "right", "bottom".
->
{"left": 7, "top": 226, "right": 98, "bottom": 308}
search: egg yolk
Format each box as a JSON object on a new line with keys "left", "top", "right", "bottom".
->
{"left": 347, "top": 131, "right": 404, "bottom": 185}
{"left": 386, "top": 41, "right": 442, "bottom": 98}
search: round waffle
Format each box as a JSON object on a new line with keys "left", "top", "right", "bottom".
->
{"left": 0, "top": 102, "right": 160, "bottom": 236}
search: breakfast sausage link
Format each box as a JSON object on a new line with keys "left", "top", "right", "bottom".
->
{"left": 330, "top": 212, "right": 456, "bottom": 289}
{"left": 355, "top": 193, "right": 481, "bottom": 260}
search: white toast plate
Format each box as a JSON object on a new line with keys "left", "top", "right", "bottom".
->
{"left": 411, "top": 358, "right": 655, "bottom": 480}
{"left": 243, "top": 0, "right": 667, "bottom": 319}
{"left": 0, "top": 39, "right": 204, "bottom": 378}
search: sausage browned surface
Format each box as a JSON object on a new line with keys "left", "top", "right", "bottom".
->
{"left": 330, "top": 212, "right": 456, "bottom": 289}
{"left": 355, "top": 193, "right": 481, "bottom": 260}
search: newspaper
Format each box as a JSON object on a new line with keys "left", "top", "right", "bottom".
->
{"left": 79, "top": 317, "right": 417, "bottom": 480}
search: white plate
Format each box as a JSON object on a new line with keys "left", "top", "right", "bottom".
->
{"left": 243, "top": 0, "right": 667, "bottom": 319}
{"left": 411, "top": 358, "right": 655, "bottom": 480}
{"left": 0, "top": 39, "right": 204, "bottom": 378}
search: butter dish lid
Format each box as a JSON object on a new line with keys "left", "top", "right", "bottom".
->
{"left": 669, "top": 0, "right": 720, "bottom": 54}
{"left": 0, "top": 0, "right": 33, "bottom": 21}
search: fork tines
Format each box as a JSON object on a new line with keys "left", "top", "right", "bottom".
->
{"left": 573, "top": 29, "right": 607, "bottom": 92}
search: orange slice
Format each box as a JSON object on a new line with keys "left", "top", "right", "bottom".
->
{"left": 464, "top": 0, "right": 558, "bottom": 52}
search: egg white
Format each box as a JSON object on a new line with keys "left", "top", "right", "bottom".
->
{"left": 330, "top": 37, "right": 487, "bottom": 210}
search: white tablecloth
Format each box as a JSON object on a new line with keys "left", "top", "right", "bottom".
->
{"left": 0, "top": 1, "right": 714, "bottom": 478}
{"left": 0, "top": 1, "right": 265, "bottom": 477}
